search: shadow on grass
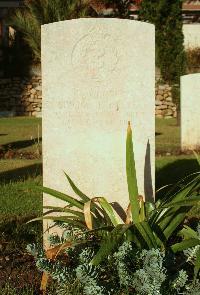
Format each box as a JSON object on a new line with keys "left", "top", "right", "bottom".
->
{"left": 0, "top": 138, "right": 42, "bottom": 151}
{"left": 156, "top": 158, "right": 199, "bottom": 191}
{"left": 0, "top": 163, "right": 42, "bottom": 184}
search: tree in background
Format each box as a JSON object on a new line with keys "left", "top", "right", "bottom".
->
{"left": 140, "top": 0, "right": 186, "bottom": 85}
{"left": 9, "top": 0, "right": 96, "bottom": 63}
{"left": 102, "top": 0, "right": 132, "bottom": 18}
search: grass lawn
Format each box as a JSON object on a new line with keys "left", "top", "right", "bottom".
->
{"left": 0, "top": 118, "right": 43, "bottom": 290}
{"left": 0, "top": 116, "right": 199, "bottom": 221}
{"left": 156, "top": 117, "right": 180, "bottom": 153}
{"left": 0, "top": 117, "right": 42, "bottom": 154}
{"left": 0, "top": 117, "right": 199, "bottom": 210}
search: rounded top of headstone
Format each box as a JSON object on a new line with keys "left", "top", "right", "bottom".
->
{"left": 41, "top": 18, "right": 155, "bottom": 31}
{"left": 181, "top": 73, "right": 200, "bottom": 81}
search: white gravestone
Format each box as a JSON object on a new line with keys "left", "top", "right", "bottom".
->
{"left": 181, "top": 74, "right": 200, "bottom": 151}
{"left": 42, "top": 19, "right": 155, "bottom": 222}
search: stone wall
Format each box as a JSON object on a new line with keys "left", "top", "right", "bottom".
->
{"left": 155, "top": 84, "right": 177, "bottom": 118}
{"left": 0, "top": 76, "right": 42, "bottom": 117}
{"left": 0, "top": 76, "right": 177, "bottom": 118}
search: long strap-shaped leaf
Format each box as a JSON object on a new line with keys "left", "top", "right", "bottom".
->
{"left": 43, "top": 206, "right": 85, "bottom": 221}
{"left": 194, "top": 247, "right": 200, "bottom": 280}
{"left": 64, "top": 172, "right": 90, "bottom": 203}
{"left": 84, "top": 199, "right": 94, "bottom": 230}
{"left": 84, "top": 197, "right": 121, "bottom": 230}
{"left": 171, "top": 238, "right": 200, "bottom": 253}
{"left": 159, "top": 196, "right": 200, "bottom": 208}
{"left": 27, "top": 216, "right": 86, "bottom": 228}
{"left": 64, "top": 172, "right": 104, "bottom": 220}
{"left": 163, "top": 210, "right": 187, "bottom": 240}
{"left": 193, "top": 151, "right": 200, "bottom": 166}
{"left": 126, "top": 122, "right": 140, "bottom": 224}
{"left": 28, "top": 185, "right": 84, "bottom": 209}
{"left": 153, "top": 179, "right": 200, "bottom": 230}
{"left": 91, "top": 224, "right": 132, "bottom": 266}
{"left": 160, "top": 173, "right": 200, "bottom": 207}
{"left": 134, "top": 221, "right": 158, "bottom": 249}
{"left": 98, "top": 197, "right": 121, "bottom": 226}
{"left": 178, "top": 225, "right": 199, "bottom": 240}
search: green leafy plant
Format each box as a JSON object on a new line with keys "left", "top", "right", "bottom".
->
{"left": 27, "top": 227, "right": 200, "bottom": 295}
{"left": 139, "top": 0, "right": 186, "bottom": 84}
{"left": 9, "top": 0, "right": 96, "bottom": 62}
{"left": 29, "top": 122, "right": 200, "bottom": 266}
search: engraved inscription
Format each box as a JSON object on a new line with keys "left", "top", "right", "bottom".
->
{"left": 71, "top": 25, "right": 120, "bottom": 82}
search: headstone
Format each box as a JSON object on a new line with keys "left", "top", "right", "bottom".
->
{"left": 183, "top": 24, "right": 200, "bottom": 49}
{"left": 42, "top": 19, "right": 155, "bottom": 226}
{"left": 181, "top": 74, "right": 200, "bottom": 151}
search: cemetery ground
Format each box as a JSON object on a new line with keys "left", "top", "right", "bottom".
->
{"left": 0, "top": 117, "right": 200, "bottom": 293}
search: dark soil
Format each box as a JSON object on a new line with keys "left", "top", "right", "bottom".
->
{"left": 0, "top": 149, "right": 41, "bottom": 160}
{"left": 0, "top": 218, "right": 42, "bottom": 293}
{"left": 0, "top": 248, "right": 41, "bottom": 292}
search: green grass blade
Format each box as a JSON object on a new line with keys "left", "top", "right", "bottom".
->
{"left": 126, "top": 122, "right": 140, "bottom": 224}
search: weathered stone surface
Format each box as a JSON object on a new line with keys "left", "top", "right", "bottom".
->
{"left": 158, "top": 85, "right": 165, "bottom": 90}
{"left": 0, "top": 73, "right": 176, "bottom": 120}
{"left": 155, "top": 100, "right": 162, "bottom": 106}
{"left": 181, "top": 74, "right": 200, "bottom": 150}
{"left": 156, "top": 94, "right": 163, "bottom": 101}
{"left": 166, "top": 102, "right": 174, "bottom": 107}
{"left": 0, "top": 76, "right": 42, "bottom": 117}
{"left": 183, "top": 24, "right": 200, "bottom": 48}
{"left": 164, "top": 109, "right": 173, "bottom": 116}
{"left": 166, "top": 96, "right": 172, "bottom": 102}
{"left": 42, "top": 18, "right": 155, "bottom": 217}
{"left": 155, "top": 83, "right": 177, "bottom": 118}
{"left": 157, "top": 89, "right": 164, "bottom": 95}
{"left": 36, "top": 85, "right": 42, "bottom": 91}
{"left": 155, "top": 109, "right": 163, "bottom": 115}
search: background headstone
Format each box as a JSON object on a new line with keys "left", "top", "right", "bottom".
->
{"left": 183, "top": 24, "right": 200, "bottom": 49}
{"left": 181, "top": 73, "right": 200, "bottom": 151}
{"left": 42, "top": 19, "right": 155, "bottom": 224}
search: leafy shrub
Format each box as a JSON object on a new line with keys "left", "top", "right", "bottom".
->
{"left": 9, "top": 0, "right": 96, "bottom": 62}
{"left": 30, "top": 123, "right": 200, "bottom": 262}
{"left": 28, "top": 122, "right": 200, "bottom": 293}
{"left": 27, "top": 223, "right": 200, "bottom": 295}
{"left": 140, "top": 0, "right": 186, "bottom": 84}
